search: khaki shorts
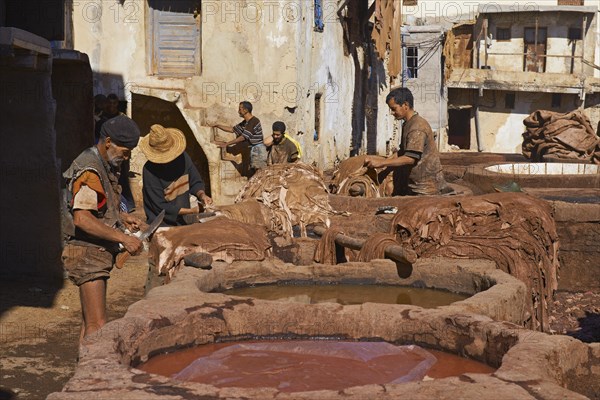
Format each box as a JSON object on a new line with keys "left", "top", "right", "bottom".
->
{"left": 62, "top": 243, "right": 114, "bottom": 286}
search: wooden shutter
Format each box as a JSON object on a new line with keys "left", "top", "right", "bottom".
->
{"left": 149, "top": 1, "right": 200, "bottom": 76}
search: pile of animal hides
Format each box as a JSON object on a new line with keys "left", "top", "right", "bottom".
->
{"left": 314, "top": 193, "right": 559, "bottom": 332}
{"left": 149, "top": 218, "right": 271, "bottom": 281}
{"left": 329, "top": 155, "right": 394, "bottom": 197}
{"left": 391, "top": 192, "right": 559, "bottom": 332}
{"left": 522, "top": 109, "right": 600, "bottom": 163}
{"left": 230, "top": 163, "right": 342, "bottom": 237}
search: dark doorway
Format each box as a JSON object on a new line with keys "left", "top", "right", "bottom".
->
{"left": 132, "top": 93, "right": 211, "bottom": 197}
{"left": 447, "top": 108, "right": 471, "bottom": 149}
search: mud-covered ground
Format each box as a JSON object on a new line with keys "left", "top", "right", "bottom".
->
{"left": 1, "top": 250, "right": 598, "bottom": 399}
{"left": 0, "top": 252, "right": 148, "bottom": 400}
{"left": 549, "top": 290, "right": 600, "bottom": 343}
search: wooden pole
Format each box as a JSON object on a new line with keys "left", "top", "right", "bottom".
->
{"left": 581, "top": 15, "right": 587, "bottom": 75}
{"left": 483, "top": 18, "right": 488, "bottom": 68}
{"left": 312, "top": 226, "right": 417, "bottom": 265}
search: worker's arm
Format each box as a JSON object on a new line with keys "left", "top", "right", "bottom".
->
{"left": 213, "top": 124, "right": 233, "bottom": 133}
{"left": 218, "top": 134, "right": 246, "bottom": 148}
{"left": 364, "top": 154, "right": 417, "bottom": 169}
{"left": 73, "top": 210, "right": 141, "bottom": 254}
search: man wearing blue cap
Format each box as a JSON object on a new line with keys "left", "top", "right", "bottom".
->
{"left": 62, "top": 115, "right": 144, "bottom": 343}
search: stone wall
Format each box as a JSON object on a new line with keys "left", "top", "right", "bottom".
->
{"left": 0, "top": 28, "right": 63, "bottom": 285}
{"left": 48, "top": 259, "right": 599, "bottom": 399}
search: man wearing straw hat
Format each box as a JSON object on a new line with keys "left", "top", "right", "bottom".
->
{"left": 141, "top": 124, "right": 213, "bottom": 227}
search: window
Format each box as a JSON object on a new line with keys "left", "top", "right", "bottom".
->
{"left": 568, "top": 28, "right": 582, "bottom": 40}
{"left": 314, "top": 0, "right": 324, "bottom": 32}
{"left": 147, "top": 0, "right": 201, "bottom": 77}
{"left": 505, "top": 93, "right": 515, "bottom": 109}
{"left": 496, "top": 28, "right": 511, "bottom": 41}
{"left": 551, "top": 94, "right": 561, "bottom": 108}
{"left": 406, "top": 47, "right": 418, "bottom": 79}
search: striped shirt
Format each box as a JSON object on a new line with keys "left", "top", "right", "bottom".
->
{"left": 233, "top": 116, "right": 263, "bottom": 146}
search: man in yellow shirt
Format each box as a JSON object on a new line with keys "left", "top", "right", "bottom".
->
{"left": 267, "top": 121, "right": 300, "bottom": 165}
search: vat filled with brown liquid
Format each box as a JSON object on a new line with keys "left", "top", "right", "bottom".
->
{"left": 221, "top": 284, "right": 468, "bottom": 307}
{"left": 138, "top": 340, "right": 495, "bottom": 393}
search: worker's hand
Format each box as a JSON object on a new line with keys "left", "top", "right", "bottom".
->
{"left": 199, "top": 193, "right": 213, "bottom": 206}
{"left": 215, "top": 141, "right": 228, "bottom": 148}
{"left": 120, "top": 212, "right": 143, "bottom": 232}
{"left": 179, "top": 206, "right": 200, "bottom": 215}
{"left": 120, "top": 234, "right": 143, "bottom": 255}
{"left": 364, "top": 156, "right": 384, "bottom": 169}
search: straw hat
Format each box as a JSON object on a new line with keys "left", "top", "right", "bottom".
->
{"left": 139, "top": 124, "right": 186, "bottom": 164}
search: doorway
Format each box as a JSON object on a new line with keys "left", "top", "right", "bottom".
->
{"left": 131, "top": 93, "right": 211, "bottom": 197}
{"left": 447, "top": 108, "right": 471, "bottom": 149}
{"left": 524, "top": 27, "right": 547, "bottom": 73}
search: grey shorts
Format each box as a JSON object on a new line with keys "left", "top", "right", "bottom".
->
{"left": 250, "top": 143, "right": 268, "bottom": 169}
{"left": 62, "top": 243, "right": 114, "bottom": 286}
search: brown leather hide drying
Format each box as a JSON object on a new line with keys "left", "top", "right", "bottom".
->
{"left": 522, "top": 109, "right": 600, "bottom": 164}
{"left": 390, "top": 193, "right": 559, "bottom": 332}
{"left": 235, "top": 163, "right": 342, "bottom": 237}
{"left": 150, "top": 217, "right": 271, "bottom": 280}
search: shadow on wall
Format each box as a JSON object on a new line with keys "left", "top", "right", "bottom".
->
{"left": 53, "top": 51, "right": 94, "bottom": 173}
{"left": 0, "top": 28, "right": 64, "bottom": 316}
{"left": 132, "top": 93, "right": 211, "bottom": 196}
{"left": 342, "top": 1, "right": 387, "bottom": 156}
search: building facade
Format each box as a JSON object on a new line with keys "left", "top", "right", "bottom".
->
{"left": 444, "top": 4, "right": 599, "bottom": 152}
{"left": 71, "top": 0, "right": 405, "bottom": 202}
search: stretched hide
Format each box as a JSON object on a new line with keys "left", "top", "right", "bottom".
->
{"left": 150, "top": 217, "right": 271, "bottom": 281}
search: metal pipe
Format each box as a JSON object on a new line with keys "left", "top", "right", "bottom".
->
{"left": 474, "top": 95, "right": 483, "bottom": 152}
{"left": 312, "top": 225, "right": 417, "bottom": 265}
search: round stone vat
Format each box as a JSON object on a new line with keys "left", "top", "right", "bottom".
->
{"left": 48, "top": 258, "right": 600, "bottom": 399}
{"left": 221, "top": 283, "right": 469, "bottom": 307}
{"left": 464, "top": 162, "right": 599, "bottom": 194}
{"left": 137, "top": 340, "right": 496, "bottom": 392}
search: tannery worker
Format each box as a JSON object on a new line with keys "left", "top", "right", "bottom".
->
{"left": 267, "top": 121, "right": 300, "bottom": 165}
{"left": 61, "top": 115, "right": 144, "bottom": 342}
{"left": 212, "top": 101, "right": 267, "bottom": 175}
{"left": 141, "top": 124, "right": 213, "bottom": 227}
{"left": 364, "top": 87, "right": 447, "bottom": 195}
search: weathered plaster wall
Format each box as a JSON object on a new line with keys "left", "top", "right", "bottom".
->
{"left": 404, "top": 26, "right": 447, "bottom": 150}
{"left": 72, "top": 0, "right": 358, "bottom": 203}
{"left": 447, "top": 88, "right": 585, "bottom": 152}
{"left": 476, "top": 12, "right": 597, "bottom": 76}
{"left": 406, "top": 1, "right": 599, "bottom": 79}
